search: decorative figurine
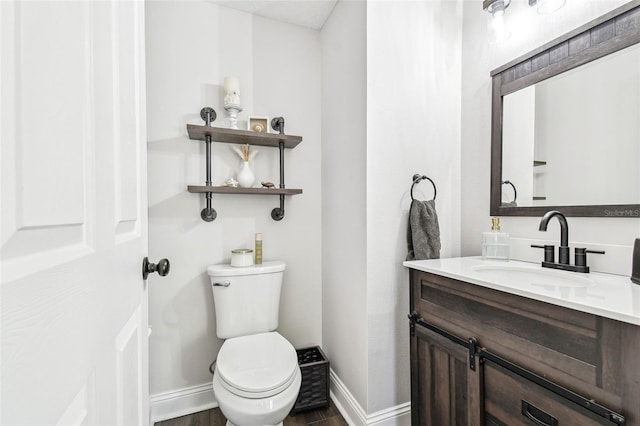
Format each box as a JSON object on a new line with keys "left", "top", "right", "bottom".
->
{"left": 224, "top": 76, "right": 243, "bottom": 129}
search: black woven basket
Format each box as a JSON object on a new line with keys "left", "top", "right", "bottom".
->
{"left": 292, "top": 346, "right": 330, "bottom": 413}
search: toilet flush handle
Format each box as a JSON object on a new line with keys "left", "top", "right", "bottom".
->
{"left": 213, "top": 280, "right": 230, "bottom": 287}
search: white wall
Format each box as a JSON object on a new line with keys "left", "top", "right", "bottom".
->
{"left": 321, "top": 0, "right": 369, "bottom": 413}
{"left": 322, "top": 0, "right": 463, "bottom": 419}
{"left": 533, "top": 48, "right": 640, "bottom": 206}
{"left": 461, "top": 0, "right": 640, "bottom": 275}
{"left": 366, "top": 0, "right": 462, "bottom": 414}
{"left": 502, "top": 86, "right": 535, "bottom": 205}
{"left": 146, "top": 0, "right": 322, "bottom": 415}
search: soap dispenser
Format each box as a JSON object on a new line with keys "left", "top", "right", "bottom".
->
{"left": 482, "top": 218, "right": 510, "bottom": 260}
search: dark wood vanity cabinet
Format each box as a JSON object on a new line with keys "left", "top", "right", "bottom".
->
{"left": 411, "top": 321, "right": 482, "bottom": 425}
{"left": 409, "top": 269, "right": 640, "bottom": 426}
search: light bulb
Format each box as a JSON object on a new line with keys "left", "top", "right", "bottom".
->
{"left": 488, "top": 12, "right": 511, "bottom": 43}
{"left": 484, "top": 0, "right": 511, "bottom": 43}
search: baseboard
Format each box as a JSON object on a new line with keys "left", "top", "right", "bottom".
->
{"left": 329, "top": 368, "right": 365, "bottom": 425}
{"left": 329, "top": 369, "right": 411, "bottom": 426}
{"left": 150, "top": 383, "right": 217, "bottom": 424}
{"left": 149, "top": 371, "right": 411, "bottom": 426}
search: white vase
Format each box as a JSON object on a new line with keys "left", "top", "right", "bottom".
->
{"left": 237, "top": 161, "right": 255, "bottom": 188}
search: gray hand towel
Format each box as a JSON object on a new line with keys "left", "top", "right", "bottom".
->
{"left": 406, "top": 199, "right": 441, "bottom": 261}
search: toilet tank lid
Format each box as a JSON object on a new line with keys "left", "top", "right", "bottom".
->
{"left": 207, "top": 260, "right": 286, "bottom": 277}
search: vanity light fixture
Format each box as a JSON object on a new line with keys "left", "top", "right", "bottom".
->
{"left": 483, "top": 0, "right": 511, "bottom": 42}
{"left": 529, "top": 0, "right": 566, "bottom": 14}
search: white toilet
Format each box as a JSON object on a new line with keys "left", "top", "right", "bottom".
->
{"left": 208, "top": 261, "right": 301, "bottom": 426}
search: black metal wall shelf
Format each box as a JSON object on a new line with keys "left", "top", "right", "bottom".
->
{"left": 187, "top": 108, "right": 302, "bottom": 222}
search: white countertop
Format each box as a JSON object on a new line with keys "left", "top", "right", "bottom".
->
{"left": 403, "top": 257, "right": 640, "bottom": 326}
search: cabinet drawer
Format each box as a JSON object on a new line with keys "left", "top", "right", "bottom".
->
{"left": 484, "top": 362, "right": 612, "bottom": 426}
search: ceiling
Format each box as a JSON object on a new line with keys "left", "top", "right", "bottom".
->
{"left": 208, "top": 0, "right": 338, "bottom": 30}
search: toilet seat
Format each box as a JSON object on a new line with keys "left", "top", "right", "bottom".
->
{"left": 216, "top": 332, "right": 298, "bottom": 399}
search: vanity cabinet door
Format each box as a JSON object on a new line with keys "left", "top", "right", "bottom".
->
{"left": 484, "top": 362, "right": 609, "bottom": 426}
{"left": 410, "top": 323, "right": 482, "bottom": 426}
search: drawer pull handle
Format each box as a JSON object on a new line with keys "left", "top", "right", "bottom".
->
{"left": 522, "top": 400, "right": 558, "bottom": 426}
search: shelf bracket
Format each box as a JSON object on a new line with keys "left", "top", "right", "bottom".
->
{"left": 271, "top": 137, "right": 284, "bottom": 221}
{"left": 200, "top": 108, "right": 217, "bottom": 222}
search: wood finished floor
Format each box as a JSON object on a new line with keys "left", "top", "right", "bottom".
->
{"left": 155, "top": 401, "right": 348, "bottom": 426}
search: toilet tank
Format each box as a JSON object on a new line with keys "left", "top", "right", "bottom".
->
{"left": 207, "top": 260, "right": 286, "bottom": 339}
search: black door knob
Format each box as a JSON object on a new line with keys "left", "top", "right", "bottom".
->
{"left": 142, "top": 257, "right": 171, "bottom": 280}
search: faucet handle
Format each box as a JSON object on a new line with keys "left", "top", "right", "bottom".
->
{"left": 575, "top": 248, "right": 605, "bottom": 267}
{"left": 531, "top": 244, "right": 555, "bottom": 263}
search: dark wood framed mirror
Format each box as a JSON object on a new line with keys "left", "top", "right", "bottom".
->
{"left": 490, "top": 1, "right": 640, "bottom": 217}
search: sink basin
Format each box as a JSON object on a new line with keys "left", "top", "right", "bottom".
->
{"left": 471, "top": 264, "right": 594, "bottom": 288}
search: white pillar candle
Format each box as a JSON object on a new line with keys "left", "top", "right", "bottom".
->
{"left": 224, "top": 76, "right": 240, "bottom": 106}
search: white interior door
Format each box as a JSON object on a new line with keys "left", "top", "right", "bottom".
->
{"left": 1, "top": 1, "right": 150, "bottom": 425}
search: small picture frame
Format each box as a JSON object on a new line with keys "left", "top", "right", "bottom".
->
{"left": 248, "top": 116, "right": 269, "bottom": 133}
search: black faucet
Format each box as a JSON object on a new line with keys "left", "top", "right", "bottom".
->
{"left": 539, "top": 210, "right": 570, "bottom": 265}
{"left": 532, "top": 210, "right": 604, "bottom": 273}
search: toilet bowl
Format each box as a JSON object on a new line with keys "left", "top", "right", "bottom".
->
{"left": 212, "top": 332, "right": 301, "bottom": 426}
{"left": 208, "top": 261, "right": 301, "bottom": 425}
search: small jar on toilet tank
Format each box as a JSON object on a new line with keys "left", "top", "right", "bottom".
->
{"left": 231, "top": 249, "right": 254, "bottom": 267}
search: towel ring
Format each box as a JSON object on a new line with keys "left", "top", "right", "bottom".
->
{"left": 411, "top": 174, "right": 437, "bottom": 201}
{"left": 502, "top": 180, "right": 517, "bottom": 203}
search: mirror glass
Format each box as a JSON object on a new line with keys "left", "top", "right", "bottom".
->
{"left": 500, "top": 43, "right": 640, "bottom": 209}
